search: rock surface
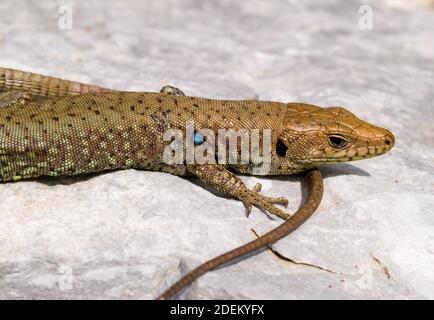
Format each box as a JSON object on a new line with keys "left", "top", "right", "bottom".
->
{"left": 0, "top": 0, "right": 433, "bottom": 299}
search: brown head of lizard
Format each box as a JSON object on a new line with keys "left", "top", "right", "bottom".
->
{"left": 270, "top": 103, "right": 395, "bottom": 174}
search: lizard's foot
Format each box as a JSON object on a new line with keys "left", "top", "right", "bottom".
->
{"left": 189, "top": 164, "right": 290, "bottom": 220}
{"left": 159, "top": 85, "right": 185, "bottom": 96}
{"left": 0, "top": 90, "right": 32, "bottom": 108}
{"left": 250, "top": 183, "right": 289, "bottom": 207}
{"left": 241, "top": 183, "right": 290, "bottom": 220}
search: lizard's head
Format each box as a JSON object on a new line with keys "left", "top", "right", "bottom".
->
{"left": 274, "top": 103, "right": 394, "bottom": 171}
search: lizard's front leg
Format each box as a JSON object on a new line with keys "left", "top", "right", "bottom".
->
{"left": 0, "top": 90, "right": 31, "bottom": 108}
{"left": 159, "top": 85, "right": 185, "bottom": 96}
{"left": 188, "top": 164, "right": 290, "bottom": 220}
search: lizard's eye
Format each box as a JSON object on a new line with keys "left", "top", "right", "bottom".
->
{"left": 327, "top": 135, "right": 349, "bottom": 149}
{"left": 276, "top": 139, "right": 288, "bottom": 157}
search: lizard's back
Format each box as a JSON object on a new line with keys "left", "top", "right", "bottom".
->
{"left": 0, "top": 91, "right": 287, "bottom": 181}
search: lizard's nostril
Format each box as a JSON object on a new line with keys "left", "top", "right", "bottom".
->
{"left": 384, "top": 132, "right": 395, "bottom": 149}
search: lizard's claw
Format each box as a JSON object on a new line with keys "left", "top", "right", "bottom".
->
{"left": 250, "top": 183, "right": 289, "bottom": 207}
{"left": 260, "top": 195, "right": 289, "bottom": 208}
{"left": 244, "top": 203, "right": 253, "bottom": 217}
{"left": 252, "top": 183, "right": 262, "bottom": 193}
{"left": 241, "top": 183, "right": 290, "bottom": 220}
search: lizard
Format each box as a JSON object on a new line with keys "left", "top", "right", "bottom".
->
{"left": 0, "top": 67, "right": 394, "bottom": 298}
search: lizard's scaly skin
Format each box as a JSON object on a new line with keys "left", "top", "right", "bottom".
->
{"left": 0, "top": 67, "right": 395, "bottom": 299}
{"left": 0, "top": 67, "right": 110, "bottom": 97}
{"left": 158, "top": 168, "right": 324, "bottom": 300}
{"left": 0, "top": 92, "right": 394, "bottom": 181}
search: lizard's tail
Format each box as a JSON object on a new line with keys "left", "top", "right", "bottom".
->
{"left": 0, "top": 67, "right": 111, "bottom": 97}
{"left": 157, "top": 169, "right": 324, "bottom": 300}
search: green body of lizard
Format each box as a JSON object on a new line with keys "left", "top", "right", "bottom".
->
{"left": 0, "top": 67, "right": 394, "bottom": 299}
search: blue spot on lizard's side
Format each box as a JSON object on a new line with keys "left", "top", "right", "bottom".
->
{"left": 193, "top": 131, "right": 204, "bottom": 145}
{"left": 169, "top": 131, "right": 204, "bottom": 152}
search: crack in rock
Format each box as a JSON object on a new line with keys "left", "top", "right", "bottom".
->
{"left": 250, "top": 229, "right": 336, "bottom": 274}
{"left": 371, "top": 254, "right": 391, "bottom": 279}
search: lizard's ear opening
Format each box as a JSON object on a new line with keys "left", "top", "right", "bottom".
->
{"left": 276, "top": 138, "right": 288, "bottom": 157}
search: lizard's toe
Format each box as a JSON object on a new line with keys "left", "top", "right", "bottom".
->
{"left": 251, "top": 183, "right": 262, "bottom": 193}
{"left": 244, "top": 202, "right": 253, "bottom": 217}
{"left": 241, "top": 193, "right": 289, "bottom": 220}
{"left": 238, "top": 183, "right": 291, "bottom": 219}
{"left": 264, "top": 196, "right": 289, "bottom": 207}
{"left": 249, "top": 183, "right": 289, "bottom": 208}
